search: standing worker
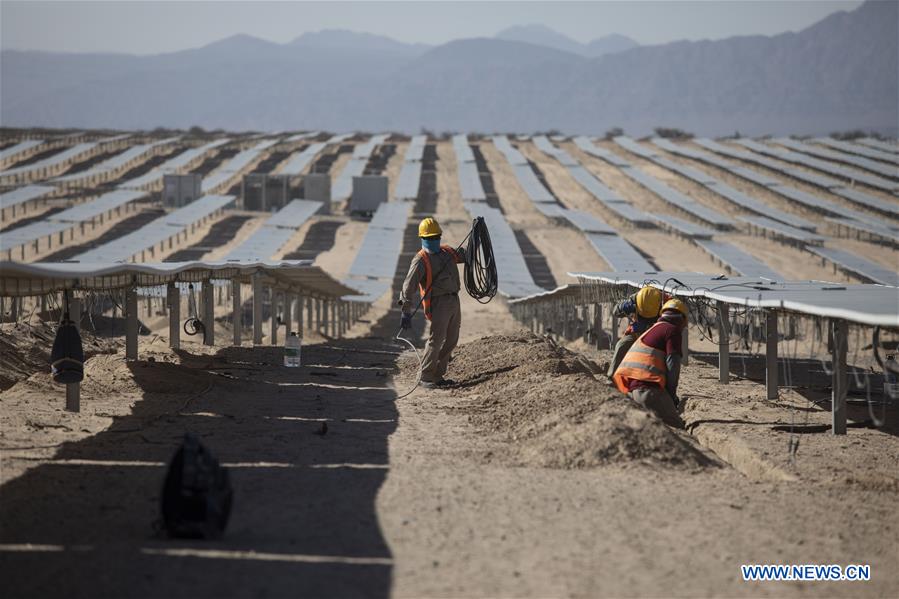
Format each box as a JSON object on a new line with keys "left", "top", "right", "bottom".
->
{"left": 612, "top": 299, "right": 688, "bottom": 428}
{"left": 606, "top": 286, "right": 667, "bottom": 378}
{"left": 400, "top": 217, "right": 466, "bottom": 388}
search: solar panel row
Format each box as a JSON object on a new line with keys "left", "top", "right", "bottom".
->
{"left": 775, "top": 137, "right": 899, "bottom": 180}
{"left": 692, "top": 239, "right": 782, "bottom": 279}
{"left": 0, "top": 140, "right": 44, "bottom": 167}
{"left": 119, "top": 138, "right": 231, "bottom": 190}
{"left": 279, "top": 142, "right": 327, "bottom": 177}
{"left": 739, "top": 215, "right": 826, "bottom": 245}
{"left": 620, "top": 165, "right": 735, "bottom": 228}
{"left": 857, "top": 138, "right": 899, "bottom": 156}
{"left": 814, "top": 138, "right": 899, "bottom": 167}
{"left": 807, "top": 246, "right": 898, "bottom": 287}
{"left": 0, "top": 185, "right": 55, "bottom": 211}
{"left": 585, "top": 233, "right": 655, "bottom": 272}
{"left": 74, "top": 195, "right": 235, "bottom": 262}
{"left": 202, "top": 139, "right": 280, "bottom": 193}
{"left": 345, "top": 201, "right": 411, "bottom": 289}
{"left": 394, "top": 135, "right": 428, "bottom": 201}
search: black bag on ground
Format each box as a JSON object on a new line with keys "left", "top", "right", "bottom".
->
{"left": 161, "top": 432, "right": 233, "bottom": 539}
{"left": 50, "top": 316, "right": 84, "bottom": 384}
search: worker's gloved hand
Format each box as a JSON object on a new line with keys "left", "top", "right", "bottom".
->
{"left": 400, "top": 313, "right": 412, "bottom": 329}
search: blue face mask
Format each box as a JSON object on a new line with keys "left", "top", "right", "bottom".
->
{"left": 422, "top": 238, "right": 441, "bottom": 254}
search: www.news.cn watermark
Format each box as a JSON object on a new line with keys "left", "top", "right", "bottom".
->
{"left": 742, "top": 564, "right": 871, "bottom": 582}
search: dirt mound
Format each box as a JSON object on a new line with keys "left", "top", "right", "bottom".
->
{"left": 0, "top": 321, "right": 118, "bottom": 391}
{"left": 447, "top": 331, "right": 712, "bottom": 469}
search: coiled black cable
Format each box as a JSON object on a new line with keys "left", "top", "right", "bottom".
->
{"left": 463, "top": 216, "right": 498, "bottom": 303}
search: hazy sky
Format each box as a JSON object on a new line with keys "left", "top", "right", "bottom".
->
{"left": 1, "top": 1, "right": 864, "bottom": 55}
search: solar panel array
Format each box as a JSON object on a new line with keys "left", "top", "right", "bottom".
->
{"left": 650, "top": 137, "right": 817, "bottom": 231}
{"left": 54, "top": 138, "right": 179, "bottom": 186}
{"left": 226, "top": 201, "right": 322, "bottom": 262}
{"left": 585, "top": 234, "right": 655, "bottom": 272}
{"left": 202, "top": 139, "right": 280, "bottom": 193}
{"left": 279, "top": 142, "right": 327, "bottom": 176}
{"left": 739, "top": 215, "right": 826, "bottom": 245}
{"left": 807, "top": 246, "right": 898, "bottom": 287}
{"left": 650, "top": 213, "right": 715, "bottom": 239}
{"left": 692, "top": 240, "right": 782, "bottom": 279}
{"left": 344, "top": 201, "right": 411, "bottom": 300}
{"left": 573, "top": 136, "right": 631, "bottom": 167}
{"left": 774, "top": 137, "right": 898, "bottom": 181}
{"left": 857, "top": 138, "right": 899, "bottom": 155}
{"left": 119, "top": 138, "right": 231, "bottom": 190}
{"left": 0, "top": 185, "right": 55, "bottom": 211}
{"left": 1, "top": 142, "right": 100, "bottom": 180}
{"left": 74, "top": 195, "right": 235, "bottom": 262}
{"left": 620, "top": 164, "right": 735, "bottom": 228}
{"left": 453, "top": 135, "right": 487, "bottom": 202}
{"left": 735, "top": 138, "right": 899, "bottom": 194}
{"left": 814, "top": 138, "right": 899, "bottom": 167}
{"left": 538, "top": 139, "right": 654, "bottom": 226}
{"left": 492, "top": 135, "right": 528, "bottom": 165}
{"left": 826, "top": 217, "right": 899, "bottom": 245}
{"left": 0, "top": 140, "right": 44, "bottom": 166}
{"left": 532, "top": 136, "right": 578, "bottom": 166}
{"left": 1, "top": 189, "right": 148, "bottom": 254}
{"left": 394, "top": 135, "right": 427, "bottom": 201}
{"left": 332, "top": 134, "right": 390, "bottom": 201}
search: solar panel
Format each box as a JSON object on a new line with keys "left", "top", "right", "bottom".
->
{"left": 0, "top": 221, "right": 71, "bottom": 253}
{"left": 650, "top": 214, "right": 715, "bottom": 239}
{"left": 492, "top": 136, "right": 528, "bottom": 165}
{"left": 457, "top": 160, "right": 487, "bottom": 201}
{"left": 279, "top": 142, "right": 327, "bottom": 176}
{"left": 394, "top": 160, "right": 423, "bottom": 201}
{"left": 652, "top": 156, "right": 719, "bottom": 185}
{"left": 532, "top": 136, "right": 578, "bottom": 166}
{"left": 807, "top": 246, "right": 898, "bottom": 287}
{"left": 202, "top": 140, "right": 277, "bottom": 193}
{"left": 264, "top": 199, "right": 323, "bottom": 229}
{"left": 53, "top": 189, "right": 147, "bottom": 223}
{"left": 829, "top": 187, "right": 899, "bottom": 216}
{"left": 55, "top": 138, "right": 178, "bottom": 185}
{"left": 567, "top": 166, "right": 625, "bottom": 202}
{"left": 1, "top": 142, "right": 99, "bottom": 178}
{"left": 119, "top": 139, "right": 230, "bottom": 190}
{"left": 368, "top": 201, "right": 410, "bottom": 230}
{"left": 341, "top": 277, "right": 392, "bottom": 302}
{"left": 573, "top": 137, "right": 631, "bottom": 167}
{"left": 332, "top": 134, "right": 389, "bottom": 201}
{"left": 815, "top": 138, "right": 899, "bottom": 166}
{"left": 602, "top": 201, "right": 655, "bottom": 226}
{"left": 535, "top": 203, "right": 567, "bottom": 219}
{"left": 403, "top": 135, "right": 427, "bottom": 162}
{"left": 0, "top": 185, "right": 55, "bottom": 210}
{"left": 0, "top": 140, "right": 44, "bottom": 166}
{"left": 739, "top": 215, "right": 826, "bottom": 245}
{"left": 560, "top": 209, "right": 616, "bottom": 234}
{"left": 511, "top": 164, "right": 556, "bottom": 203}
{"left": 776, "top": 138, "right": 899, "bottom": 180}
{"left": 585, "top": 233, "right": 654, "bottom": 272}
{"left": 612, "top": 136, "right": 659, "bottom": 160}
{"left": 75, "top": 195, "right": 235, "bottom": 262}
{"left": 737, "top": 138, "right": 899, "bottom": 193}
{"left": 826, "top": 217, "right": 899, "bottom": 244}
{"left": 691, "top": 240, "right": 782, "bottom": 279}
{"left": 857, "top": 138, "right": 899, "bottom": 156}
{"left": 622, "top": 166, "right": 735, "bottom": 228}
{"left": 226, "top": 226, "right": 296, "bottom": 262}
{"left": 452, "top": 135, "right": 476, "bottom": 163}
{"left": 346, "top": 202, "right": 411, "bottom": 280}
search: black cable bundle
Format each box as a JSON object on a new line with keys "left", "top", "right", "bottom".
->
{"left": 463, "top": 216, "right": 498, "bottom": 303}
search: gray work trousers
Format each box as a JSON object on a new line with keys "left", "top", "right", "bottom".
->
{"left": 421, "top": 294, "right": 461, "bottom": 383}
{"left": 607, "top": 333, "right": 637, "bottom": 378}
{"left": 629, "top": 385, "right": 684, "bottom": 428}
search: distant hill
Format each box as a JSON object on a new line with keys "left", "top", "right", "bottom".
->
{"left": 1, "top": 1, "right": 895, "bottom": 136}
{"left": 496, "top": 25, "right": 639, "bottom": 57}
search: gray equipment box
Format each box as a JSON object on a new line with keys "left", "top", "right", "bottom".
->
{"left": 163, "top": 174, "right": 202, "bottom": 207}
{"left": 242, "top": 174, "right": 289, "bottom": 212}
{"left": 303, "top": 173, "right": 331, "bottom": 214}
{"left": 349, "top": 175, "right": 388, "bottom": 215}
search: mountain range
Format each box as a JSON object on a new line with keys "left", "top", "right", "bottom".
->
{"left": 1, "top": 1, "right": 895, "bottom": 136}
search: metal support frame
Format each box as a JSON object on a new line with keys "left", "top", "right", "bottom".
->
{"left": 296, "top": 294, "right": 304, "bottom": 337}
{"left": 269, "top": 288, "right": 279, "bottom": 346}
{"left": 167, "top": 282, "right": 180, "bottom": 350}
{"left": 283, "top": 293, "right": 293, "bottom": 336}
{"left": 125, "top": 286, "right": 138, "bottom": 361}
{"left": 765, "top": 311, "right": 778, "bottom": 400}
{"left": 717, "top": 301, "right": 730, "bottom": 384}
{"left": 252, "top": 273, "right": 263, "bottom": 345}
{"left": 831, "top": 319, "right": 848, "bottom": 435}
{"left": 306, "top": 297, "right": 314, "bottom": 333}
{"left": 203, "top": 281, "right": 214, "bottom": 346}
{"left": 232, "top": 280, "right": 241, "bottom": 346}
{"left": 65, "top": 298, "right": 81, "bottom": 413}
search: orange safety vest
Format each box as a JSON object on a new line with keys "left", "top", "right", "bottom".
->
{"left": 418, "top": 245, "right": 462, "bottom": 320}
{"left": 612, "top": 322, "right": 668, "bottom": 394}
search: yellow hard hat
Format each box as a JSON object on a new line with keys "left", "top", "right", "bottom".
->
{"left": 418, "top": 217, "right": 442, "bottom": 238}
{"left": 662, "top": 298, "right": 688, "bottom": 318}
{"left": 636, "top": 286, "right": 663, "bottom": 318}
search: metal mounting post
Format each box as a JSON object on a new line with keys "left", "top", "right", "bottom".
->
{"left": 203, "top": 282, "right": 215, "bottom": 346}
{"left": 717, "top": 301, "right": 730, "bottom": 384}
{"left": 269, "top": 288, "right": 279, "bottom": 346}
{"left": 766, "top": 311, "right": 778, "bottom": 400}
{"left": 232, "top": 280, "right": 241, "bottom": 347}
{"left": 125, "top": 286, "right": 138, "bottom": 361}
{"left": 167, "top": 282, "right": 180, "bottom": 350}
{"left": 252, "top": 273, "right": 263, "bottom": 345}
{"left": 831, "top": 319, "right": 848, "bottom": 435}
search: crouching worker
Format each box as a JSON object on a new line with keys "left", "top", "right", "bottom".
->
{"left": 613, "top": 299, "right": 688, "bottom": 428}
{"left": 606, "top": 286, "right": 667, "bottom": 378}
{"left": 400, "top": 217, "right": 466, "bottom": 388}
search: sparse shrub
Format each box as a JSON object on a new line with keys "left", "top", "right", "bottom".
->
{"left": 653, "top": 127, "right": 693, "bottom": 140}
{"left": 604, "top": 127, "right": 624, "bottom": 139}
{"left": 831, "top": 129, "right": 867, "bottom": 141}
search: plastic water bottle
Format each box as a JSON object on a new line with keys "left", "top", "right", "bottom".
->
{"left": 884, "top": 354, "right": 899, "bottom": 402}
{"left": 284, "top": 332, "right": 301, "bottom": 368}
